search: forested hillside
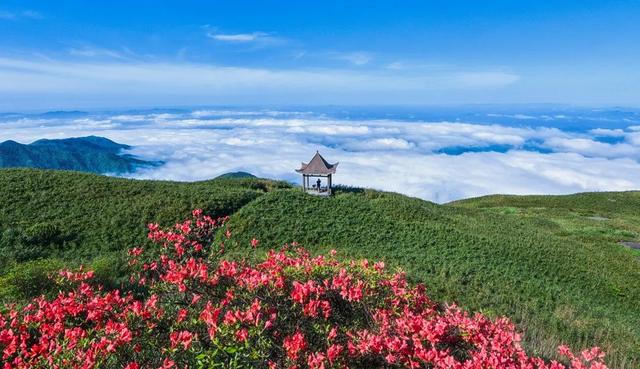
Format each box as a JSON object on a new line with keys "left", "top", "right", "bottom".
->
{"left": 0, "top": 136, "right": 158, "bottom": 173}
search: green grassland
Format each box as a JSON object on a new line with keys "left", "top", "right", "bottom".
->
{"left": 223, "top": 190, "right": 640, "bottom": 368}
{"left": 0, "top": 169, "right": 289, "bottom": 298}
{"left": 0, "top": 169, "right": 638, "bottom": 368}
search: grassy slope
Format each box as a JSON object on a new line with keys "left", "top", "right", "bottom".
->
{"left": 1, "top": 169, "right": 639, "bottom": 367}
{"left": 0, "top": 168, "right": 289, "bottom": 272}
{"left": 224, "top": 189, "right": 640, "bottom": 368}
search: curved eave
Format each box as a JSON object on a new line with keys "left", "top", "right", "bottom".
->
{"left": 296, "top": 169, "right": 337, "bottom": 175}
{"left": 295, "top": 161, "right": 338, "bottom": 175}
{"left": 298, "top": 172, "right": 335, "bottom": 176}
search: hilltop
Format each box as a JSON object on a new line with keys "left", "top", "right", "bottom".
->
{"left": 0, "top": 168, "right": 638, "bottom": 367}
{"left": 0, "top": 136, "right": 159, "bottom": 174}
{"left": 215, "top": 171, "right": 257, "bottom": 179}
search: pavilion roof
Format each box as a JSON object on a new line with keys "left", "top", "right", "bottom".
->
{"left": 296, "top": 151, "right": 338, "bottom": 175}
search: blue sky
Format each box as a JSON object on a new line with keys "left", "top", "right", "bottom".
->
{"left": 0, "top": 1, "right": 639, "bottom": 109}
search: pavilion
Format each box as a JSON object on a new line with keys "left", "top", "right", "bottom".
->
{"left": 296, "top": 151, "right": 338, "bottom": 196}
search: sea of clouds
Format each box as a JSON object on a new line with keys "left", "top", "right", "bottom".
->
{"left": 2, "top": 107, "right": 640, "bottom": 203}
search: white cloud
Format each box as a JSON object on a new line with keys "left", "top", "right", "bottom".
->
{"left": 343, "top": 138, "right": 415, "bottom": 151}
{"left": 486, "top": 113, "right": 540, "bottom": 120}
{"left": 207, "top": 32, "right": 268, "bottom": 42}
{"left": 2, "top": 110, "right": 640, "bottom": 203}
{"left": 625, "top": 132, "right": 640, "bottom": 145}
{"left": 205, "top": 31, "right": 285, "bottom": 46}
{"left": 386, "top": 61, "right": 404, "bottom": 70}
{"left": 589, "top": 128, "right": 625, "bottom": 137}
{"left": 331, "top": 52, "right": 372, "bottom": 66}
{"left": 287, "top": 125, "right": 371, "bottom": 136}
{"left": 452, "top": 71, "right": 520, "bottom": 88}
{"left": 0, "top": 56, "right": 522, "bottom": 109}
{"left": 542, "top": 137, "right": 640, "bottom": 159}
{"left": 68, "top": 47, "right": 126, "bottom": 59}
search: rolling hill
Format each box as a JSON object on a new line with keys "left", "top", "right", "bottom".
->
{"left": 0, "top": 168, "right": 638, "bottom": 368}
{"left": 215, "top": 171, "right": 257, "bottom": 179}
{"left": 0, "top": 136, "right": 159, "bottom": 173}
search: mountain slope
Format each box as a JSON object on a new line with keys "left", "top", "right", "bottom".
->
{"left": 0, "top": 169, "right": 289, "bottom": 272}
{"left": 223, "top": 189, "right": 640, "bottom": 367}
{"left": 0, "top": 169, "right": 638, "bottom": 367}
{"left": 0, "top": 136, "right": 158, "bottom": 174}
{"left": 215, "top": 171, "right": 257, "bottom": 179}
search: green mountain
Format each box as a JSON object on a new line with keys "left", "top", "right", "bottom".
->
{"left": 0, "top": 136, "right": 159, "bottom": 174}
{"left": 215, "top": 171, "right": 257, "bottom": 179}
{"left": 0, "top": 168, "right": 638, "bottom": 368}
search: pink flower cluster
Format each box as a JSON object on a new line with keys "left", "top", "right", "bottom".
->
{"left": 0, "top": 209, "right": 608, "bottom": 369}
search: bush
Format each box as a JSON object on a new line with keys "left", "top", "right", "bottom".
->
{"left": 89, "top": 251, "right": 133, "bottom": 291}
{"left": 0, "top": 210, "right": 608, "bottom": 369}
{"left": 0, "top": 258, "right": 65, "bottom": 301}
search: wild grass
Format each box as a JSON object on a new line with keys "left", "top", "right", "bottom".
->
{"left": 224, "top": 189, "right": 640, "bottom": 368}
{"left": 0, "top": 168, "right": 290, "bottom": 294}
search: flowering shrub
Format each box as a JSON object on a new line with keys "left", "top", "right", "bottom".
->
{"left": 0, "top": 210, "right": 608, "bottom": 369}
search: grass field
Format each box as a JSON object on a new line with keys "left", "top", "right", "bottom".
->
{"left": 0, "top": 168, "right": 289, "bottom": 298}
{"left": 0, "top": 169, "right": 638, "bottom": 368}
{"left": 223, "top": 189, "right": 640, "bottom": 368}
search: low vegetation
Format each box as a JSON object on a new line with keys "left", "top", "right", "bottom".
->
{"left": 0, "top": 168, "right": 289, "bottom": 298}
{"left": 0, "top": 169, "right": 638, "bottom": 368}
{"left": 0, "top": 210, "right": 608, "bottom": 369}
{"left": 223, "top": 189, "right": 640, "bottom": 368}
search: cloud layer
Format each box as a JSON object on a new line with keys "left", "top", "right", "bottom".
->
{"left": 2, "top": 108, "right": 640, "bottom": 203}
{"left": 0, "top": 55, "right": 520, "bottom": 110}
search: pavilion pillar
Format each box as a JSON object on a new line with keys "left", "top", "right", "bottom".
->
{"left": 328, "top": 174, "right": 332, "bottom": 194}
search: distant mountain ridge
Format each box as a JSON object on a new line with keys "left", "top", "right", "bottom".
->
{"left": 215, "top": 171, "right": 257, "bottom": 179}
{"left": 0, "top": 136, "right": 159, "bottom": 174}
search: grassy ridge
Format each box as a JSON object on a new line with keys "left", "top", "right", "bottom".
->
{"left": 223, "top": 189, "right": 640, "bottom": 368}
{"left": 0, "top": 169, "right": 639, "bottom": 368}
{"left": 0, "top": 169, "right": 290, "bottom": 298}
